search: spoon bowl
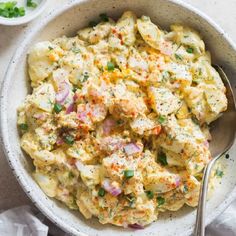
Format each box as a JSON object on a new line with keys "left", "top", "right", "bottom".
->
{"left": 194, "top": 65, "right": 236, "bottom": 236}
{"left": 209, "top": 65, "right": 236, "bottom": 157}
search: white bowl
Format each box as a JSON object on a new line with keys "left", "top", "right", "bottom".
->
{"left": 1, "top": 0, "right": 236, "bottom": 235}
{"left": 0, "top": 0, "right": 48, "bottom": 25}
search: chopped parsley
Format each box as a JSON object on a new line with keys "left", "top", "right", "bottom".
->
{"left": 0, "top": 2, "right": 25, "bottom": 18}
{"left": 71, "top": 47, "right": 80, "bottom": 54}
{"left": 107, "top": 61, "right": 115, "bottom": 71}
{"left": 68, "top": 171, "right": 75, "bottom": 179}
{"left": 186, "top": 47, "right": 194, "bottom": 53}
{"left": 174, "top": 53, "right": 183, "bottom": 60}
{"left": 83, "top": 73, "right": 89, "bottom": 81}
{"left": 145, "top": 190, "right": 154, "bottom": 199}
{"left": 183, "top": 185, "right": 188, "bottom": 193}
{"left": 126, "top": 194, "right": 136, "bottom": 207}
{"left": 158, "top": 152, "right": 168, "bottom": 166}
{"left": 99, "top": 13, "right": 109, "bottom": 22}
{"left": 72, "top": 87, "right": 78, "bottom": 93}
{"left": 215, "top": 169, "right": 224, "bottom": 178}
{"left": 192, "top": 116, "right": 200, "bottom": 125}
{"left": 54, "top": 103, "right": 62, "bottom": 114}
{"left": 79, "top": 73, "right": 89, "bottom": 83}
{"left": 162, "top": 71, "right": 170, "bottom": 81}
{"left": 116, "top": 119, "right": 124, "bottom": 125}
{"left": 48, "top": 46, "right": 53, "bottom": 50}
{"left": 98, "top": 187, "right": 105, "bottom": 197}
{"left": 27, "top": 0, "right": 37, "bottom": 8}
{"left": 157, "top": 115, "right": 166, "bottom": 124}
{"left": 64, "top": 135, "right": 75, "bottom": 145}
{"left": 157, "top": 196, "right": 165, "bottom": 206}
{"left": 19, "top": 123, "right": 28, "bottom": 130}
{"left": 124, "top": 170, "right": 134, "bottom": 179}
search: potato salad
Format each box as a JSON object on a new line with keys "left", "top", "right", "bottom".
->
{"left": 18, "top": 11, "right": 228, "bottom": 228}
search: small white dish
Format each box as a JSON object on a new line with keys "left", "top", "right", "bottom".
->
{"left": 0, "top": 0, "right": 236, "bottom": 236}
{"left": 0, "top": 0, "right": 48, "bottom": 25}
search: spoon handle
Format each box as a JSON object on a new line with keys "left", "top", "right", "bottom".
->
{"left": 194, "top": 159, "right": 217, "bottom": 236}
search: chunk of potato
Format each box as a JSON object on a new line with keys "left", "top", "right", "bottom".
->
{"left": 116, "top": 11, "right": 137, "bottom": 46}
{"left": 33, "top": 172, "right": 58, "bottom": 197}
{"left": 28, "top": 41, "right": 61, "bottom": 87}
{"left": 137, "top": 16, "right": 164, "bottom": 50}
{"left": 148, "top": 86, "right": 182, "bottom": 116}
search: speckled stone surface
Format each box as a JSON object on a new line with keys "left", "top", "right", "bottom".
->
{"left": 0, "top": 0, "right": 235, "bottom": 235}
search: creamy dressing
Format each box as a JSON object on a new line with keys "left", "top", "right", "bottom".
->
{"left": 17, "top": 11, "right": 227, "bottom": 228}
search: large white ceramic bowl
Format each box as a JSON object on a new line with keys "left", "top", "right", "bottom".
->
{"left": 1, "top": 1, "right": 236, "bottom": 235}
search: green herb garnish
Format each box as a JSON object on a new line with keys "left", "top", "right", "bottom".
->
{"left": 18, "top": 7, "right": 25, "bottom": 16}
{"left": 54, "top": 103, "right": 62, "bottom": 114}
{"left": 19, "top": 123, "right": 28, "bottom": 130}
{"left": 174, "top": 53, "right": 182, "bottom": 60}
{"left": 158, "top": 152, "right": 168, "bottom": 166}
{"left": 71, "top": 47, "right": 80, "bottom": 54}
{"left": 157, "top": 196, "right": 165, "bottom": 206}
{"left": 107, "top": 61, "right": 115, "bottom": 71}
{"left": 157, "top": 115, "right": 166, "bottom": 124}
{"left": 68, "top": 171, "right": 75, "bottom": 179}
{"left": 186, "top": 47, "right": 194, "bottom": 53}
{"left": 78, "top": 73, "right": 89, "bottom": 84}
{"left": 116, "top": 119, "right": 124, "bottom": 125}
{"left": 64, "top": 135, "right": 74, "bottom": 145}
{"left": 183, "top": 185, "right": 188, "bottom": 193}
{"left": 162, "top": 71, "right": 170, "bottom": 81}
{"left": 0, "top": 2, "right": 25, "bottom": 18}
{"left": 145, "top": 190, "right": 154, "bottom": 199}
{"left": 124, "top": 170, "right": 134, "bottom": 179}
{"left": 27, "top": 0, "right": 37, "bottom": 8}
{"left": 72, "top": 87, "right": 78, "bottom": 93}
{"left": 99, "top": 13, "right": 109, "bottom": 22}
{"left": 98, "top": 187, "right": 105, "bottom": 197}
{"left": 126, "top": 194, "right": 135, "bottom": 207}
{"left": 191, "top": 115, "right": 200, "bottom": 125}
{"left": 83, "top": 74, "right": 89, "bottom": 81}
{"left": 215, "top": 169, "right": 224, "bottom": 178}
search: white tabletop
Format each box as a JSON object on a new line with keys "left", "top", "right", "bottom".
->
{"left": 0, "top": 0, "right": 236, "bottom": 222}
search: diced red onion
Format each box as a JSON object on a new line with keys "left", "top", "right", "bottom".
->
{"left": 175, "top": 176, "right": 181, "bottom": 187}
{"left": 203, "top": 140, "right": 209, "bottom": 148}
{"left": 128, "top": 224, "right": 144, "bottom": 230}
{"left": 102, "top": 179, "right": 122, "bottom": 196}
{"left": 56, "top": 137, "right": 64, "bottom": 145}
{"left": 124, "top": 143, "right": 141, "bottom": 155}
{"left": 103, "top": 118, "right": 116, "bottom": 135}
{"left": 56, "top": 82, "right": 70, "bottom": 104}
{"left": 33, "top": 113, "right": 46, "bottom": 120}
{"left": 73, "top": 93, "right": 78, "bottom": 101}
{"left": 77, "top": 110, "right": 88, "bottom": 123}
{"left": 66, "top": 103, "right": 74, "bottom": 114}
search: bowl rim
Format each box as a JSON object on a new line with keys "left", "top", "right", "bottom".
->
{"left": 0, "top": 0, "right": 48, "bottom": 26}
{"left": 1, "top": 0, "right": 236, "bottom": 235}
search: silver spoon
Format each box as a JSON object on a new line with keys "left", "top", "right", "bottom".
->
{"left": 194, "top": 65, "right": 236, "bottom": 236}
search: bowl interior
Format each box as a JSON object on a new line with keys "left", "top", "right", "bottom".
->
{"left": 1, "top": 0, "right": 236, "bottom": 236}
